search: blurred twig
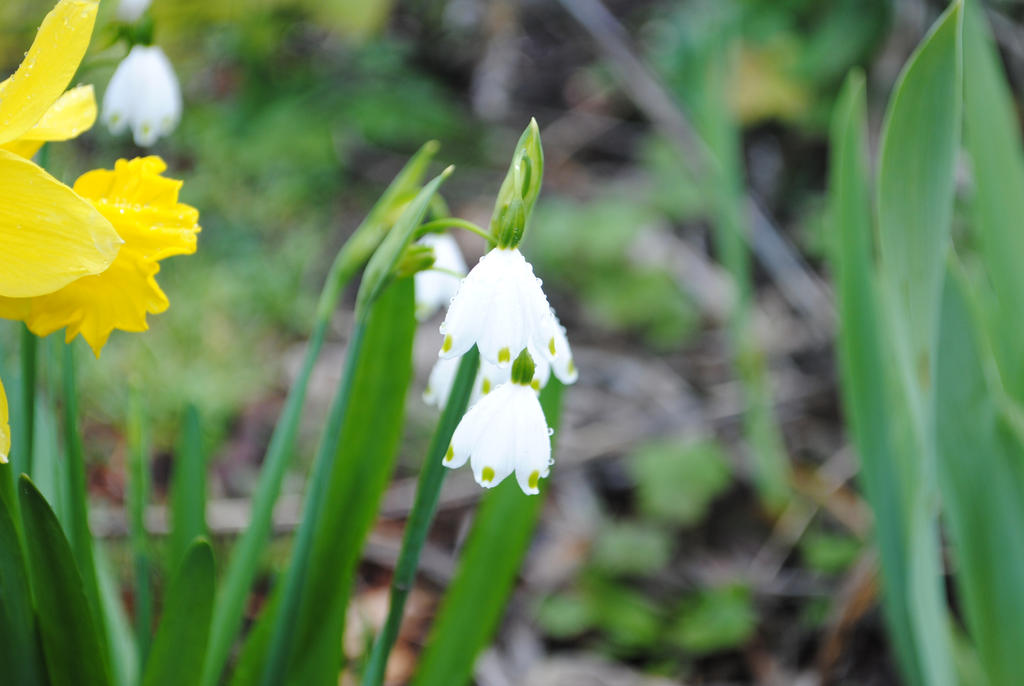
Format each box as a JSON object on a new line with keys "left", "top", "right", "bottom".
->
{"left": 555, "top": 0, "right": 835, "bottom": 338}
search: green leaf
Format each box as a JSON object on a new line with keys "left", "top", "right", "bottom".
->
{"left": 0, "top": 468, "right": 45, "bottom": 685}
{"left": 95, "top": 541, "right": 139, "bottom": 686}
{"left": 799, "top": 532, "right": 861, "bottom": 575}
{"left": 411, "top": 381, "right": 564, "bottom": 686}
{"left": 357, "top": 167, "right": 452, "bottom": 313}
{"left": 630, "top": 438, "right": 731, "bottom": 526}
{"left": 534, "top": 592, "right": 596, "bottom": 640}
{"left": 935, "top": 266, "right": 1024, "bottom": 686}
{"left": 234, "top": 277, "right": 418, "bottom": 686}
{"left": 591, "top": 584, "right": 663, "bottom": 654}
{"left": 962, "top": 1, "right": 1024, "bottom": 400}
{"left": 876, "top": 0, "right": 963, "bottom": 386}
{"left": 201, "top": 143, "right": 438, "bottom": 686}
{"left": 19, "top": 475, "right": 112, "bottom": 686}
{"left": 590, "top": 522, "right": 673, "bottom": 577}
{"left": 669, "top": 585, "right": 756, "bottom": 655}
{"left": 170, "top": 405, "right": 208, "bottom": 571}
{"left": 142, "top": 539, "right": 216, "bottom": 686}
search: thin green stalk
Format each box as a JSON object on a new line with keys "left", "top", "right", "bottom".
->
{"left": 200, "top": 143, "right": 438, "bottom": 686}
{"left": 361, "top": 348, "right": 480, "bottom": 686}
{"left": 257, "top": 316, "right": 370, "bottom": 686}
{"left": 416, "top": 218, "right": 491, "bottom": 242}
{"left": 61, "top": 343, "right": 111, "bottom": 671}
{"left": 19, "top": 326, "right": 36, "bottom": 477}
{"left": 127, "top": 392, "right": 152, "bottom": 667}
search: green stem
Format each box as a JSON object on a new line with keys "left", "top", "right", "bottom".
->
{"left": 417, "top": 218, "right": 492, "bottom": 242}
{"left": 258, "top": 315, "right": 370, "bottom": 686}
{"left": 361, "top": 348, "right": 480, "bottom": 686}
{"left": 19, "top": 325, "right": 36, "bottom": 477}
{"left": 127, "top": 391, "right": 152, "bottom": 667}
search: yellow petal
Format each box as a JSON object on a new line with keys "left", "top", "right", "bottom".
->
{"left": 0, "top": 156, "right": 200, "bottom": 356}
{"left": 0, "top": 149, "right": 122, "bottom": 297}
{"left": 12, "top": 85, "right": 97, "bottom": 143}
{"left": 0, "top": 86, "right": 96, "bottom": 159}
{"left": 0, "top": 377, "right": 8, "bottom": 463}
{"left": 0, "top": 0, "right": 99, "bottom": 144}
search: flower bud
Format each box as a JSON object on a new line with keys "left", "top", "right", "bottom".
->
{"left": 395, "top": 243, "right": 435, "bottom": 278}
{"left": 489, "top": 118, "right": 544, "bottom": 248}
{"left": 510, "top": 349, "right": 536, "bottom": 386}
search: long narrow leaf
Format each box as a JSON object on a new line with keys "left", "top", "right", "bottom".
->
{"left": 828, "top": 71, "right": 922, "bottom": 686}
{"left": 412, "top": 381, "right": 564, "bottom": 686}
{"left": 0, "top": 468, "right": 44, "bottom": 685}
{"left": 170, "top": 404, "right": 207, "bottom": 570}
{"left": 935, "top": 265, "right": 1024, "bottom": 686}
{"left": 962, "top": 1, "right": 1024, "bottom": 399}
{"left": 95, "top": 541, "right": 139, "bottom": 686}
{"left": 19, "top": 475, "right": 112, "bottom": 686}
{"left": 873, "top": 3, "right": 963, "bottom": 684}
{"left": 142, "top": 538, "right": 216, "bottom": 686}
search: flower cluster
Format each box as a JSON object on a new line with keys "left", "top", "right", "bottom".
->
{"left": 417, "top": 121, "right": 577, "bottom": 495}
{"left": 0, "top": 0, "right": 198, "bottom": 462}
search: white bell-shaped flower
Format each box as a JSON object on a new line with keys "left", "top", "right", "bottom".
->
{"left": 424, "top": 356, "right": 515, "bottom": 409}
{"left": 415, "top": 232, "right": 467, "bottom": 321}
{"left": 444, "top": 354, "right": 553, "bottom": 495}
{"left": 116, "top": 0, "right": 151, "bottom": 22}
{"left": 529, "top": 315, "right": 577, "bottom": 385}
{"left": 103, "top": 45, "right": 182, "bottom": 147}
{"left": 439, "top": 247, "right": 558, "bottom": 368}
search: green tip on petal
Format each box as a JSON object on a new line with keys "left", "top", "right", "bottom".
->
{"left": 548, "top": 337, "right": 556, "bottom": 356}
{"left": 567, "top": 359, "right": 575, "bottom": 374}
{"left": 530, "top": 379, "right": 540, "bottom": 391}
{"left": 528, "top": 470, "right": 540, "bottom": 490}
{"left": 442, "top": 334, "right": 453, "bottom": 353}
{"left": 498, "top": 347, "right": 511, "bottom": 363}
{"left": 482, "top": 466, "right": 496, "bottom": 483}
{"left": 444, "top": 445, "right": 454, "bottom": 463}
{"left": 482, "top": 378, "right": 492, "bottom": 394}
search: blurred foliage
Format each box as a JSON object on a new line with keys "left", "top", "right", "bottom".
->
{"left": 668, "top": 584, "right": 757, "bottom": 655}
{"left": 629, "top": 438, "right": 732, "bottom": 526}
{"left": 527, "top": 195, "right": 698, "bottom": 349}
{"left": 590, "top": 522, "right": 673, "bottom": 577}
{"left": 800, "top": 530, "right": 862, "bottom": 575}
{"left": 648, "top": 0, "right": 891, "bottom": 128}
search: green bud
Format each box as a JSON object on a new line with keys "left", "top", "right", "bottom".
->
{"left": 510, "top": 349, "right": 536, "bottom": 386}
{"left": 489, "top": 118, "right": 544, "bottom": 248}
{"left": 394, "top": 244, "right": 436, "bottom": 278}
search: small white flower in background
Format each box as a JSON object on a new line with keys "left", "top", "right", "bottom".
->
{"left": 444, "top": 352, "right": 552, "bottom": 495}
{"left": 439, "top": 247, "right": 558, "bottom": 368}
{"left": 103, "top": 45, "right": 182, "bottom": 147}
{"left": 424, "top": 356, "right": 514, "bottom": 410}
{"left": 116, "top": 0, "right": 152, "bottom": 23}
{"left": 530, "top": 315, "right": 577, "bottom": 385}
{"left": 415, "top": 232, "right": 467, "bottom": 321}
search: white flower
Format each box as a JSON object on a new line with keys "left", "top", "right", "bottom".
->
{"left": 444, "top": 380, "right": 552, "bottom": 495}
{"left": 415, "top": 232, "right": 467, "bottom": 320}
{"left": 439, "top": 247, "right": 558, "bottom": 368}
{"left": 423, "top": 356, "right": 513, "bottom": 409}
{"left": 116, "top": 0, "right": 152, "bottom": 23}
{"left": 530, "top": 316, "right": 577, "bottom": 385}
{"left": 103, "top": 45, "right": 182, "bottom": 147}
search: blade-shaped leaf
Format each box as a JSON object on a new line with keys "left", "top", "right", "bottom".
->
{"left": 0, "top": 466, "right": 44, "bottom": 685}
{"left": 828, "top": 71, "right": 923, "bottom": 686}
{"left": 935, "top": 265, "right": 1024, "bottom": 686}
{"left": 962, "top": 1, "right": 1024, "bottom": 399}
{"left": 19, "top": 475, "right": 112, "bottom": 686}
{"left": 143, "top": 539, "right": 216, "bottom": 686}
{"left": 412, "top": 381, "right": 564, "bottom": 686}
{"left": 170, "top": 404, "right": 207, "bottom": 571}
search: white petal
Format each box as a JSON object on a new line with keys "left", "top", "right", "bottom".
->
{"left": 447, "top": 392, "right": 496, "bottom": 470}
{"left": 414, "top": 233, "right": 466, "bottom": 320}
{"left": 466, "top": 384, "right": 518, "bottom": 488}
{"left": 423, "top": 355, "right": 460, "bottom": 408}
{"left": 548, "top": 316, "right": 578, "bottom": 384}
{"left": 511, "top": 388, "right": 552, "bottom": 494}
{"left": 439, "top": 252, "right": 494, "bottom": 359}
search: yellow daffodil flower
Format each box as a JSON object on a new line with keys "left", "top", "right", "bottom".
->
{"left": 1, "top": 0, "right": 123, "bottom": 298}
{"left": 0, "top": 156, "right": 200, "bottom": 356}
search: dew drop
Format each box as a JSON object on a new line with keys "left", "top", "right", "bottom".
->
{"left": 546, "top": 427, "right": 554, "bottom": 437}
